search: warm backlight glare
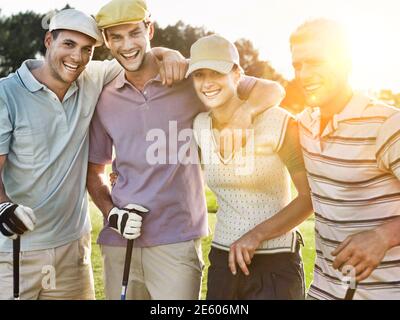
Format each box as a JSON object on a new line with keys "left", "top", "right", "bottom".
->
{"left": 343, "top": 17, "right": 400, "bottom": 91}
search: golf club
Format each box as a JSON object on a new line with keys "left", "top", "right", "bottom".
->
{"left": 13, "top": 236, "right": 20, "bottom": 300}
{"left": 344, "top": 288, "right": 356, "bottom": 300}
{"left": 121, "top": 238, "right": 134, "bottom": 300}
{"left": 119, "top": 205, "right": 149, "bottom": 300}
{"left": 344, "top": 283, "right": 357, "bottom": 300}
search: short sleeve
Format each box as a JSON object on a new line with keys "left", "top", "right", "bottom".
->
{"left": 89, "top": 109, "right": 113, "bottom": 165}
{"left": 277, "top": 119, "right": 305, "bottom": 176}
{"left": 0, "top": 98, "right": 12, "bottom": 155}
{"left": 86, "top": 59, "right": 123, "bottom": 87}
{"left": 376, "top": 112, "right": 400, "bottom": 179}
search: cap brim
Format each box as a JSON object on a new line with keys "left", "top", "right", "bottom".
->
{"left": 185, "top": 60, "right": 234, "bottom": 78}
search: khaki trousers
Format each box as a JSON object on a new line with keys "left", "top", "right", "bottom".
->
{"left": 101, "top": 239, "right": 204, "bottom": 300}
{"left": 0, "top": 233, "right": 94, "bottom": 300}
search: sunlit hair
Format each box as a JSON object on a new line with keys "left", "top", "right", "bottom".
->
{"left": 103, "top": 19, "right": 152, "bottom": 40}
{"left": 290, "top": 18, "right": 351, "bottom": 64}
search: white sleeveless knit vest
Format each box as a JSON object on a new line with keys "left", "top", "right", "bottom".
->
{"left": 193, "top": 107, "right": 299, "bottom": 254}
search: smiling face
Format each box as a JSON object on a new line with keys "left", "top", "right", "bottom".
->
{"left": 104, "top": 22, "right": 153, "bottom": 72}
{"left": 291, "top": 28, "right": 351, "bottom": 110}
{"left": 45, "top": 30, "right": 95, "bottom": 85}
{"left": 192, "top": 68, "right": 240, "bottom": 110}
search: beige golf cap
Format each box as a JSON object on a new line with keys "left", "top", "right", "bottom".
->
{"left": 186, "top": 34, "right": 241, "bottom": 78}
{"left": 96, "top": 0, "right": 149, "bottom": 30}
{"left": 49, "top": 9, "right": 103, "bottom": 47}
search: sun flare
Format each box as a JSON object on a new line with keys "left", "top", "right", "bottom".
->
{"left": 341, "top": 16, "right": 400, "bottom": 91}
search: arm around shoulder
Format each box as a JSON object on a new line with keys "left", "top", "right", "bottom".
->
{"left": 249, "top": 78, "right": 285, "bottom": 114}
{"left": 229, "top": 78, "right": 285, "bottom": 132}
{"left": 239, "top": 77, "right": 285, "bottom": 119}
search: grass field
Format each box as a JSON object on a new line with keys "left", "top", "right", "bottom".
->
{"left": 89, "top": 187, "right": 315, "bottom": 300}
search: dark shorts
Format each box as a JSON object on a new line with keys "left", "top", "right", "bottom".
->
{"left": 206, "top": 243, "right": 305, "bottom": 300}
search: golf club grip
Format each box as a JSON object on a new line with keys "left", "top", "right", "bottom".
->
{"left": 13, "top": 236, "right": 20, "bottom": 299}
{"left": 122, "top": 239, "right": 134, "bottom": 287}
{"left": 344, "top": 287, "right": 356, "bottom": 300}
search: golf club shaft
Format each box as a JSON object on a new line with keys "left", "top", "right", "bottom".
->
{"left": 121, "top": 239, "right": 134, "bottom": 300}
{"left": 344, "top": 284, "right": 357, "bottom": 300}
{"left": 13, "top": 236, "right": 20, "bottom": 300}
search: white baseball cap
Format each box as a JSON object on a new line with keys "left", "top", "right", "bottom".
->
{"left": 49, "top": 9, "right": 103, "bottom": 47}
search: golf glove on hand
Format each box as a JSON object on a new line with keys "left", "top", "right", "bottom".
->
{"left": 0, "top": 202, "right": 36, "bottom": 240}
{"left": 108, "top": 204, "right": 149, "bottom": 240}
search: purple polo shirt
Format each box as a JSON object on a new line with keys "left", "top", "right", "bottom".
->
{"left": 89, "top": 70, "right": 209, "bottom": 248}
{"left": 89, "top": 71, "right": 256, "bottom": 248}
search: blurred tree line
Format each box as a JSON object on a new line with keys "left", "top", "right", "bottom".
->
{"left": 0, "top": 9, "right": 47, "bottom": 76}
{"left": 379, "top": 89, "right": 400, "bottom": 108}
{"left": 1, "top": 7, "right": 398, "bottom": 111}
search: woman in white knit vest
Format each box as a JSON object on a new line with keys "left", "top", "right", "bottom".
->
{"left": 187, "top": 35, "right": 313, "bottom": 300}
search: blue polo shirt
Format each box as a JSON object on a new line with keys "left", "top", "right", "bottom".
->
{"left": 0, "top": 59, "right": 121, "bottom": 252}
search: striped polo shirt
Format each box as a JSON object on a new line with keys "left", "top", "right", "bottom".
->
{"left": 298, "top": 92, "right": 400, "bottom": 300}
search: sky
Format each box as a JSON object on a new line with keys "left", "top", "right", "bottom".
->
{"left": 1, "top": 0, "right": 399, "bottom": 91}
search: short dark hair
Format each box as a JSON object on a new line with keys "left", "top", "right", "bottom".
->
{"left": 103, "top": 20, "right": 152, "bottom": 41}
{"left": 51, "top": 29, "right": 63, "bottom": 40}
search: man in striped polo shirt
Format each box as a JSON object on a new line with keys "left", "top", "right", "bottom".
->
{"left": 291, "top": 19, "right": 400, "bottom": 299}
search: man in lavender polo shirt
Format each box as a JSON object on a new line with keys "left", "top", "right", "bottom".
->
{"left": 87, "top": 0, "right": 284, "bottom": 300}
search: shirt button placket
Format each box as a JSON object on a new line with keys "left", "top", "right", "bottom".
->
{"left": 142, "top": 87, "right": 150, "bottom": 109}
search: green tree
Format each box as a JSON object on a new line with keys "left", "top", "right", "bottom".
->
{"left": 0, "top": 11, "right": 46, "bottom": 77}
{"left": 234, "top": 38, "right": 285, "bottom": 83}
{"left": 151, "top": 21, "right": 212, "bottom": 58}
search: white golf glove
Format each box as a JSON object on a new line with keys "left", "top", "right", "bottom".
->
{"left": 0, "top": 202, "right": 36, "bottom": 240}
{"left": 107, "top": 204, "right": 149, "bottom": 240}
